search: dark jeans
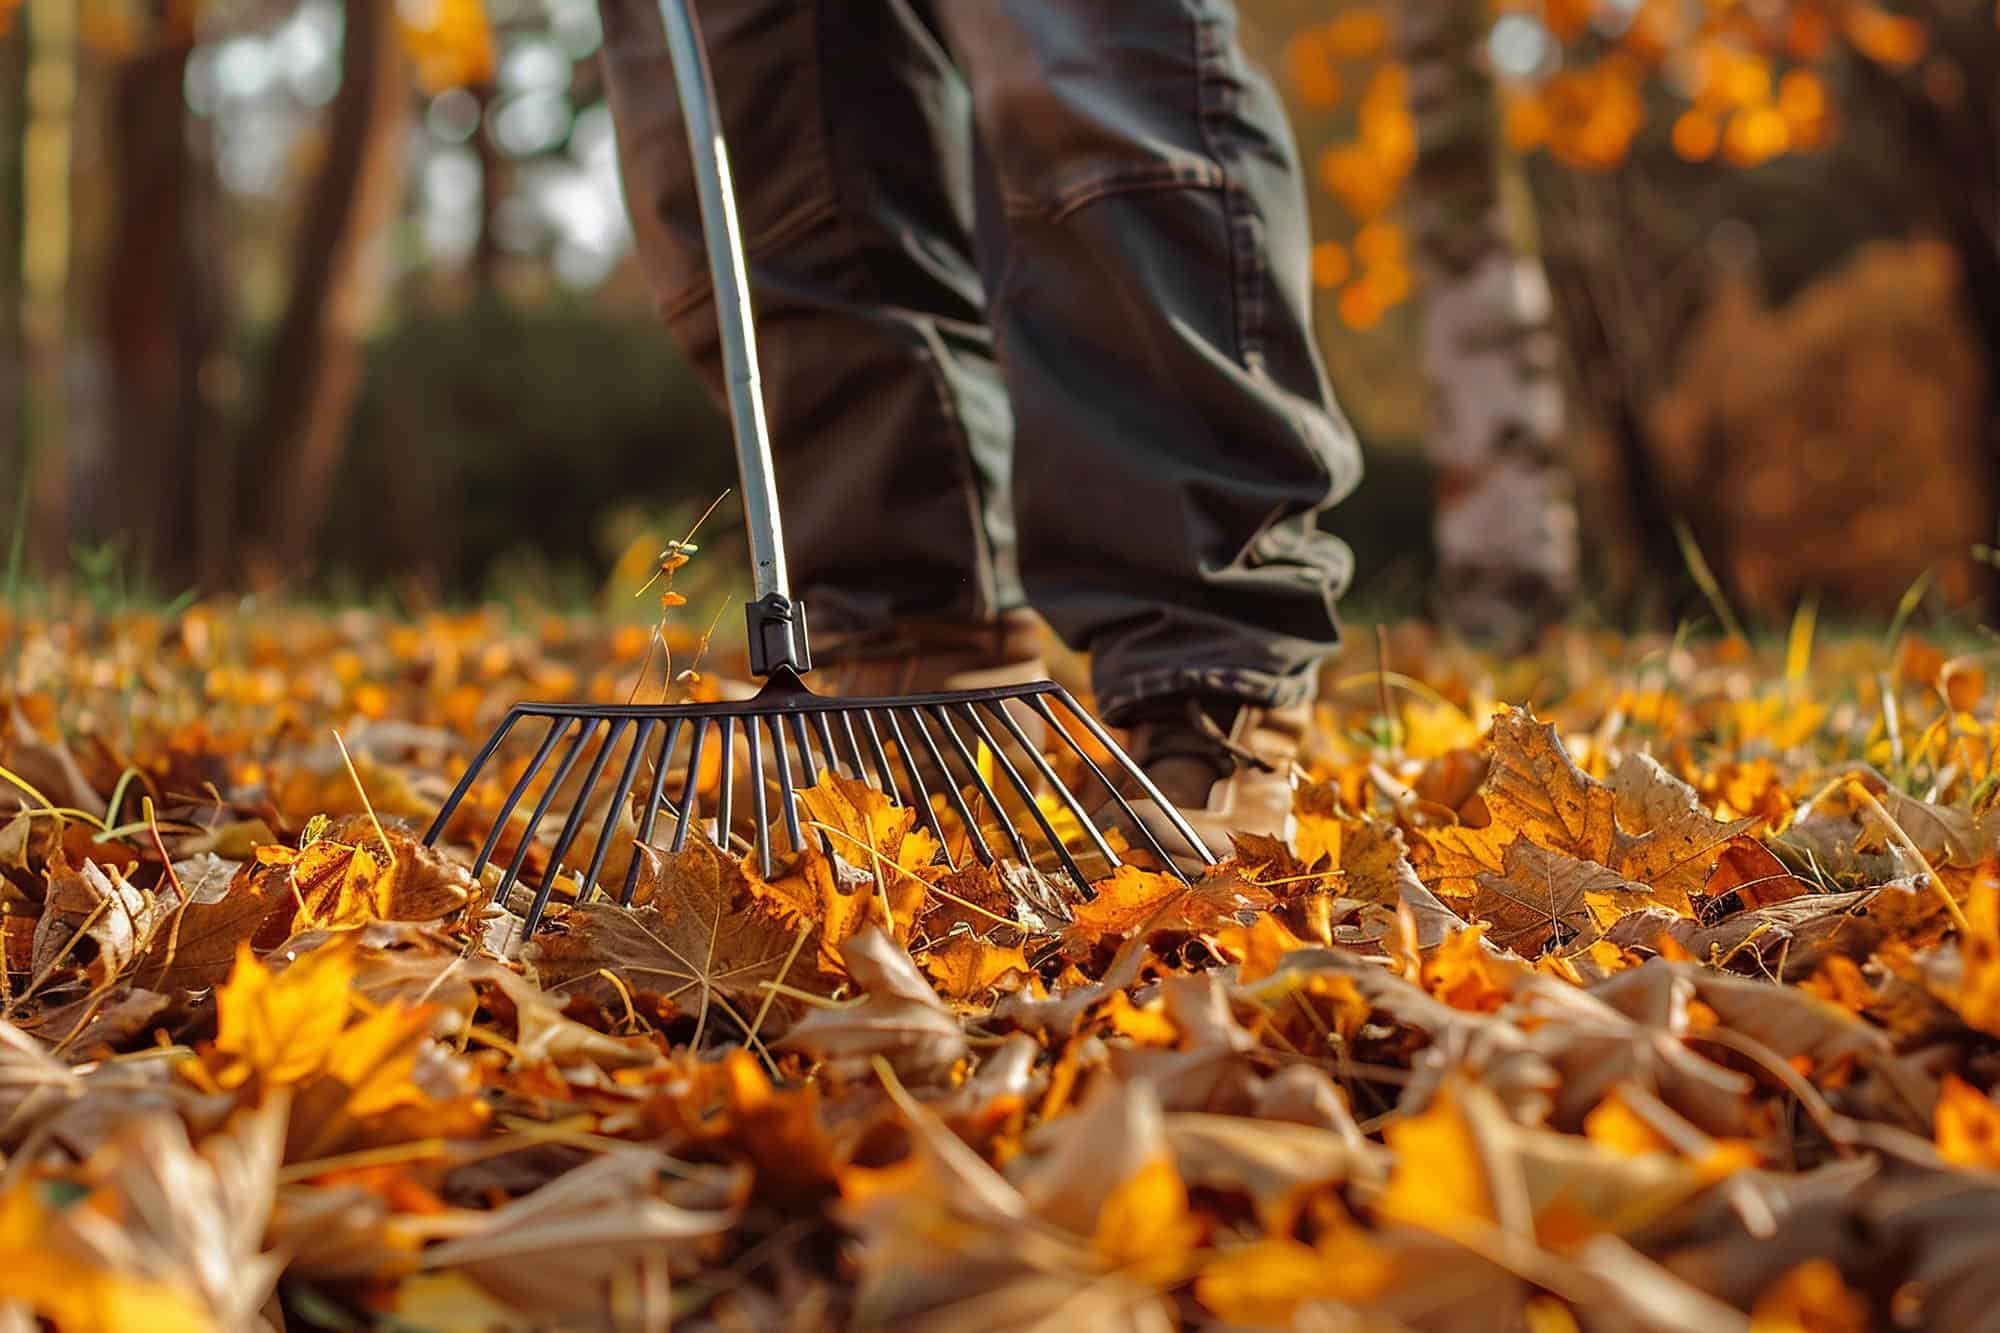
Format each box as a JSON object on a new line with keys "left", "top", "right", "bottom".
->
{"left": 598, "top": 0, "right": 1360, "bottom": 723}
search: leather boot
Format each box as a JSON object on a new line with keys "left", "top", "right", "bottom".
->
{"left": 1117, "top": 695, "right": 1308, "bottom": 873}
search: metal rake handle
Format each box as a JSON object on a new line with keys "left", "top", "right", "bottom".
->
{"left": 658, "top": 0, "right": 810, "bottom": 676}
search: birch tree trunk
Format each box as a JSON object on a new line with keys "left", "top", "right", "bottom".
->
{"left": 1393, "top": 0, "right": 1579, "bottom": 643}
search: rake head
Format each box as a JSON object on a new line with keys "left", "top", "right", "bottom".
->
{"left": 423, "top": 672, "right": 1217, "bottom": 936}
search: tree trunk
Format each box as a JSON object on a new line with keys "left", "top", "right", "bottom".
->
{"left": 237, "top": 0, "right": 407, "bottom": 584}
{"left": 472, "top": 80, "right": 504, "bottom": 294}
{"left": 0, "top": 17, "right": 27, "bottom": 538}
{"left": 1392, "top": 0, "right": 1579, "bottom": 643}
{"left": 96, "top": 10, "right": 213, "bottom": 588}
{"left": 19, "top": 0, "right": 76, "bottom": 573}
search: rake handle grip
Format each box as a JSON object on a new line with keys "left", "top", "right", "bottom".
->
{"left": 658, "top": 0, "right": 808, "bottom": 673}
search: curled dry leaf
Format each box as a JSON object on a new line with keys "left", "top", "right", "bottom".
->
{"left": 778, "top": 927, "right": 967, "bottom": 1084}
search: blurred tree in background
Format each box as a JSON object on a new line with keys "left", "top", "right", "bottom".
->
{"left": 1, "top": 0, "right": 1996, "bottom": 634}
{"left": 1281, "top": 0, "right": 2000, "bottom": 629}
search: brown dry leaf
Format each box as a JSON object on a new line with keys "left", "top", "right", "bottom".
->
{"left": 1418, "top": 710, "right": 1750, "bottom": 913}
{"left": 1604, "top": 889, "right": 1878, "bottom": 978}
{"left": 1703, "top": 835, "right": 1805, "bottom": 908}
{"left": 35, "top": 852, "right": 164, "bottom": 982}
{"left": 60, "top": 1097, "right": 289, "bottom": 1329}
{"left": 131, "top": 858, "right": 290, "bottom": 994}
{"left": 840, "top": 1073, "right": 1186, "bottom": 1332}
{"left": 777, "top": 927, "right": 967, "bottom": 1084}
{"left": 1873, "top": 781, "right": 2000, "bottom": 866}
{"left": 1063, "top": 863, "right": 1272, "bottom": 950}
{"left": 1469, "top": 837, "right": 1651, "bottom": 956}
{"left": 1165, "top": 1112, "right": 1383, "bottom": 1229}
{"left": 529, "top": 829, "right": 822, "bottom": 1038}
{"left": 417, "top": 1152, "right": 747, "bottom": 1316}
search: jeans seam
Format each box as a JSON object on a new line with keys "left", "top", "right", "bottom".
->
{"left": 1192, "top": 8, "right": 1264, "bottom": 368}
{"left": 1004, "top": 161, "right": 1229, "bottom": 223}
{"left": 1098, "top": 662, "right": 1318, "bottom": 723}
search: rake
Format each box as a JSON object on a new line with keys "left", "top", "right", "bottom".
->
{"left": 422, "top": 0, "right": 1216, "bottom": 935}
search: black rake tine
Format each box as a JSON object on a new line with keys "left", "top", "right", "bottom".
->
{"left": 837, "top": 711, "right": 869, "bottom": 780}
{"left": 472, "top": 715, "right": 564, "bottom": 879}
{"left": 810, "top": 711, "right": 842, "bottom": 780}
{"left": 583, "top": 715, "right": 654, "bottom": 904}
{"left": 715, "top": 715, "right": 736, "bottom": 853}
{"left": 902, "top": 706, "right": 994, "bottom": 865}
{"left": 623, "top": 717, "right": 684, "bottom": 902}
{"left": 881, "top": 709, "right": 955, "bottom": 871}
{"left": 426, "top": 708, "right": 518, "bottom": 845}
{"left": 786, "top": 712, "right": 818, "bottom": 788}
{"left": 766, "top": 715, "right": 805, "bottom": 856}
{"left": 669, "top": 717, "right": 710, "bottom": 855}
{"left": 926, "top": 704, "right": 1032, "bottom": 864}
{"left": 745, "top": 716, "right": 771, "bottom": 878}
{"left": 1049, "top": 690, "right": 1215, "bottom": 877}
{"left": 980, "top": 698, "right": 1121, "bottom": 871}
{"left": 953, "top": 703, "right": 1089, "bottom": 894}
{"left": 495, "top": 718, "right": 595, "bottom": 908}
{"left": 525, "top": 717, "right": 629, "bottom": 932}
{"left": 1024, "top": 692, "right": 1182, "bottom": 876}
{"left": 857, "top": 710, "right": 897, "bottom": 794}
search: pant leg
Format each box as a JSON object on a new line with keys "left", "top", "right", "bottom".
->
{"left": 597, "top": 0, "right": 1021, "bottom": 633}
{"left": 931, "top": 0, "right": 1362, "bottom": 723}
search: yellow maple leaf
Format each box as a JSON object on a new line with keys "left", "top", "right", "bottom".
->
{"left": 212, "top": 940, "right": 359, "bottom": 1088}
{"left": 1374, "top": 1084, "right": 1494, "bottom": 1235}
{"left": 1196, "top": 1217, "right": 1393, "bottom": 1324}
{"left": 322, "top": 1000, "right": 437, "bottom": 1118}
{"left": 918, "top": 935, "right": 1029, "bottom": 1000}
{"left": 794, "top": 773, "right": 940, "bottom": 874}
{"left": 1213, "top": 912, "right": 1313, "bottom": 984}
{"left": 255, "top": 815, "right": 470, "bottom": 931}
{"left": 1955, "top": 881, "right": 2000, "bottom": 1037}
{"left": 1584, "top": 1091, "right": 1675, "bottom": 1158}
{"left": 1935, "top": 1074, "right": 2000, "bottom": 1170}
{"left": 1091, "top": 1154, "right": 1201, "bottom": 1285}
{"left": 1749, "top": 1259, "right": 1868, "bottom": 1333}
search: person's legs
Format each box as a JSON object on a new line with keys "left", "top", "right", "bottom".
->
{"left": 931, "top": 0, "right": 1361, "bottom": 730}
{"left": 597, "top": 0, "right": 1023, "bottom": 645}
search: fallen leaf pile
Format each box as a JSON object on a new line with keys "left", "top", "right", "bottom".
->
{"left": 8, "top": 601, "right": 2000, "bottom": 1330}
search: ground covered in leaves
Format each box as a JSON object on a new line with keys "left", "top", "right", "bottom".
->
{"left": 6, "top": 603, "right": 2000, "bottom": 1331}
